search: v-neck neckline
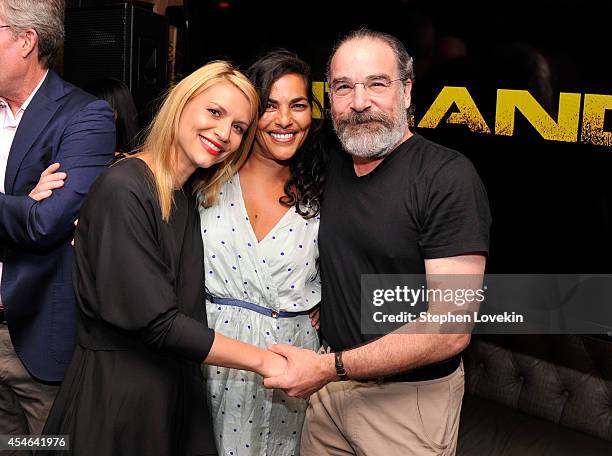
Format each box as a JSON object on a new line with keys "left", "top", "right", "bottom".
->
{"left": 235, "top": 173, "right": 294, "bottom": 244}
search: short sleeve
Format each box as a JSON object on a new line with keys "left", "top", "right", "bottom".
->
{"left": 78, "top": 170, "right": 215, "bottom": 362}
{"left": 418, "top": 156, "right": 491, "bottom": 259}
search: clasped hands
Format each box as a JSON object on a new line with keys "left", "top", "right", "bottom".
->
{"left": 257, "top": 307, "right": 332, "bottom": 399}
{"left": 259, "top": 344, "right": 337, "bottom": 399}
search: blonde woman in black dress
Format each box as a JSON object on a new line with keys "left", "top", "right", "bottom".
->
{"left": 41, "top": 61, "right": 287, "bottom": 456}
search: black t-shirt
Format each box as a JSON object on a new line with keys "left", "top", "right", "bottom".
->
{"left": 319, "top": 133, "right": 492, "bottom": 352}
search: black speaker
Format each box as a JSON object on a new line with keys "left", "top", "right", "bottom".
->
{"left": 64, "top": 2, "right": 168, "bottom": 123}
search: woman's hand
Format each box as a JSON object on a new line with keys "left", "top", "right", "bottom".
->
{"left": 29, "top": 163, "right": 66, "bottom": 201}
{"left": 259, "top": 349, "right": 288, "bottom": 378}
{"left": 309, "top": 306, "right": 320, "bottom": 330}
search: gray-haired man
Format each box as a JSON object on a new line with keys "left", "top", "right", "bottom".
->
{"left": 0, "top": 0, "right": 115, "bottom": 441}
{"left": 265, "top": 29, "right": 491, "bottom": 455}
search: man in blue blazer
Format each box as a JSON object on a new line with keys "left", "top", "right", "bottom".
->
{"left": 0, "top": 0, "right": 115, "bottom": 437}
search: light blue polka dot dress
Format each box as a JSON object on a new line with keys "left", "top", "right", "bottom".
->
{"left": 200, "top": 174, "right": 321, "bottom": 456}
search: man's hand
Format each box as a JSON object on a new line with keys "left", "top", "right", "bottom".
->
{"left": 308, "top": 306, "right": 320, "bottom": 330}
{"left": 28, "top": 163, "right": 66, "bottom": 201}
{"left": 263, "top": 344, "right": 336, "bottom": 398}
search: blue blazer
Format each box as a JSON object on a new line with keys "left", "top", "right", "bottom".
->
{"left": 0, "top": 70, "right": 115, "bottom": 382}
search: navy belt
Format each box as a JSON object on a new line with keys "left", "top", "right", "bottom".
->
{"left": 206, "top": 293, "right": 309, "bottom": 319}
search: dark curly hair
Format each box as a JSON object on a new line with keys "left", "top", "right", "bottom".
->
{"left": 246, "top": 49, "right": 326, "bottom": 219}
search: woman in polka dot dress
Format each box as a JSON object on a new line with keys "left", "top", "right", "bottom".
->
{"left": 200, "top": 50, "right": 326, "bottom": 456}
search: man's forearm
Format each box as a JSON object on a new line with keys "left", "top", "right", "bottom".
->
{"left": 334, "top": 255, "right": 484, "bottom": 381}
{"left": 0, "top": 191, "right": 83, "bottom": 251}
{"left": 0, "top": 100, "right": 115, "bottom": 251}
{"left": 340, "top": 333, "right": 469, "bottom": 380}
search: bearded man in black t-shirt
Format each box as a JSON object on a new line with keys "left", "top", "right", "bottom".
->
{"left": 264, "top": 28, "right": 491, "bottom": 456}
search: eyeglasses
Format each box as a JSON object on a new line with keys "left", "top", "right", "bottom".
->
{"left": 329, "top": 77, "right": 406, "bottom": 98}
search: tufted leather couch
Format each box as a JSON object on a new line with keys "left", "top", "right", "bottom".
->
{"left": 457, "top": 335, "right": 612, "bottom": 455}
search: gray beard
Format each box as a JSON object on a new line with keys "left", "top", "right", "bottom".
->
{"left": 333, "top": 101, "right": 408, "bottom": 159}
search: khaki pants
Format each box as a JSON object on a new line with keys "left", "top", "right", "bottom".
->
{"left": 301, "top": 362, "right": 464, "bottom": 456}
{"left": 0, "top": 326, "right": 59, "bottom": 456}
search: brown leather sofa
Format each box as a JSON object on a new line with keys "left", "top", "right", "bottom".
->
{"left": 457, "top": 335, "right": 612, "bottom": 455}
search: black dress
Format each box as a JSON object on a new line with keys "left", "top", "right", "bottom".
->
{"left": 42, "top": 159, "right": 217, "bottom": 456}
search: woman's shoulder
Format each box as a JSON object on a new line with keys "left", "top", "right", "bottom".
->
{"left": 89, "top": 157, "right": 155, "bottom": 204}
{"left": 98, "top": 158, "right": 152, "bottom": 190}
{"left": 108, "top": 156, "right": 151, "bottom": 181}
{"left": 198, "top": 174, "right": 239, "bottom": 210}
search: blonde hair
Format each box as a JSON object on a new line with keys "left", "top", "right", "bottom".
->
{"left": 137, "top": 61, "right": 259, "bottom": 221}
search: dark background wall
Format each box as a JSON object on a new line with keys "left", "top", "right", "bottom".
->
{"left": 67, "top": 0, "right": 612, "bottom": 273}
